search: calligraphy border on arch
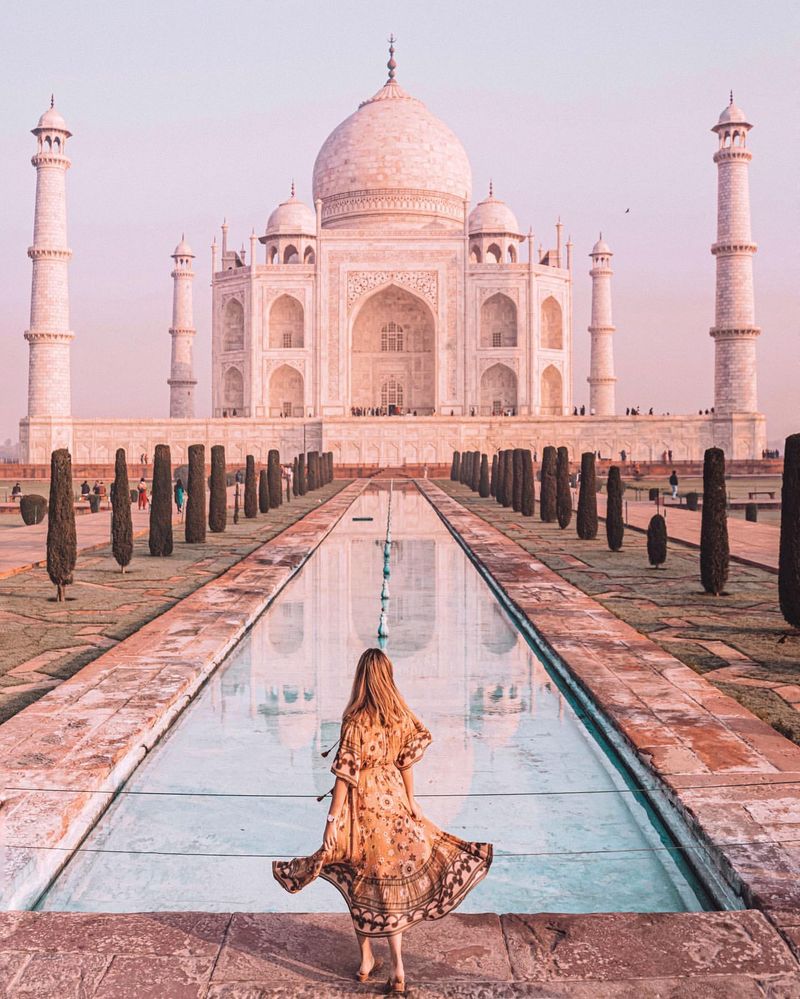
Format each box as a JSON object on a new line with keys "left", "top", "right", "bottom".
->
{"left": 346, "top": 270, "right": 438, "bottom": 312}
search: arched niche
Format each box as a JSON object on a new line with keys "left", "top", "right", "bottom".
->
{"left": 223, "top": 366, "right": 244, "bottom": 410}
{"left": 222, "top": 299, "right": 244, "bottom": 351}
{"left": 351, "top": 284, "right": 435, "bottom": 414}
{"left": 269, "top": 363, "right": 304, "bottom": 417}
{"left": 269, "top": 295, "right": 304, "bottom": 349}
{"left": 540, "top": 364, "right": 563, "bottom": 415}
{"left": 283, "top": 245, "right": 299, "bottom": 264}
{"left": 480, "top": 362, "right": 517, "bottom": 416}
{"left": 486, "top": 243, "right": 502, "bottom": 264}
{"left": 480, "top": 293, "right": 517, "bottom": 348}
{"left": 541, "top": 296, "right": 563, "bottom": 349}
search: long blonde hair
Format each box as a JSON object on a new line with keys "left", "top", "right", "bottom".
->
{"left": 343, "top": 648, "right": 418, "bottom": 729}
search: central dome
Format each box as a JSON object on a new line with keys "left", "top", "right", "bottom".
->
{"left": 312, "top": 74, "right": 472, "bottom": 230}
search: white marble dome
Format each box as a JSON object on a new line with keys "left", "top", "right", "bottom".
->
{"left": 468, "top": 190, "right": 520, "bottom": 235}
{"left": 266, "top": 192, "right": 316, "bottom": 235}
{"left": 312, "top": 77, "right": 472, "bottom": 229}
{"left": 35, "top": 104, "right": 70, "bottom": 135}
{"left": 172, "top": 236, "right": 194, "bottom": 258}
{"left": 591, "top": 235, "right": 612, "bottom": 255}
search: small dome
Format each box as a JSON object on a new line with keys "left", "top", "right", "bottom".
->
{"left": 266, "top": 192, "right": 316, "bottom": 236}
{"left": 468, "top": 189, "right": 520, "bottom": 236}
{"left": 591, "top": 235, "right": 612, "bottom": 255}
{"left": 172, "top": 236, "right": 194, "bottom": 257}
{"left": 714, "top": 97, "right": 751, "bottom": 132}
{"left": 35, "top": 103, "right": 70, "bottom": 135}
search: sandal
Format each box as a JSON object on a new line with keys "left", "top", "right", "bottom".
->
{"left": 385, "top": 979, "right": 406, "bottom": 995}
{"left": 356, "top": 958, "right": 383, "bottom": 983}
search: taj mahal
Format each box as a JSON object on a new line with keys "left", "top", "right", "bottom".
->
{"left": 19, "top": 44, "right": 766, "bottom": 466}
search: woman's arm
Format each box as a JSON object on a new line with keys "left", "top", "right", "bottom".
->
{"left": 401, "top": 766, "right": 423, "bottom": 819}
{"left": 321, "top": 777, "right": 348, "bottom": 852}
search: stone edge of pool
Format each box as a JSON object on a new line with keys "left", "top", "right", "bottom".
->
{"left": 416, "top": 480, "right": 800, "bottom": 943}
{"left": 1, "top": 910, "right": 799, "bottom": 995}
{"left": 0, "top": 480, "right": 368, "bottom": 910}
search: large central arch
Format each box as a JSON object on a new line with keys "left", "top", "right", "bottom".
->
{"left": 350, "top": 285, "right": 435, "bottom": 414}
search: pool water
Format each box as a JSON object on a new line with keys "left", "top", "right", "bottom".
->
{"left": 38, "top": 486, "right": 711, "bottom": 913}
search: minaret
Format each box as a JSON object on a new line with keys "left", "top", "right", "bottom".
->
{"left": 25, "top": 99, "right": 74, "bottom": 420}
{"left": 710, "top": 95, "right": 759, "bottom": 414}
{"left": 168, "top": 236, "right": 197, "bottom": 418}
{"left": 587, "top": 234, "right": 616, "bottom": 416}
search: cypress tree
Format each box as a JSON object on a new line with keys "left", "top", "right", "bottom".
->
{"left": 556, "top": 447, "right": 572, "bottom": 529}
{"left": 268, "top": 449, "right": 282, "bottom": 508}
{"left": 576, "top": 452, "right": 598, "bottom": 540}
{"left": 479, "top": 453, "right": 490, "bottom": 497}
{"left": 233, "top": 482, "right": 240, "bottom": 524}
{"left": 259, "top": 468, "right": 270, "bottom": 514}
{"left": 521, "top": 449, "right": 534, "bottom": 517}
{"left": 292, "top": 456, "right": 299, "bottom": 496}
{"left": 451, "top": 452, "right": 460, "bottom": 481}
{"left": 244, "top": 455, "right": 258, "bottom": 518}
{"left": 779, "top": 433, "right": 800, "bottom": 628}
{"left": 490, "top": 453, "right": 498, "bottom": 497}
{"left": 149, "top": 444, "right": 173, "bottom": 556}
{"left": 209, "top": 444, "right": 227, "bottom": 533}
{"left": 185, "top": 444, "right": 206, "bottom": 543}
{"left": 606, "top": 466, "right": 624, "bottom": 551}
{"left": 647, "top": 514, "right": 668, "bottom": 569}
{"left": 47, "top": 448, "right": 77, "bottom": 601}
{"left": 298, "top": 453, "right": 307, "bottom": 495}
{"left": 111, "top": 448, "right": 133, "bottom": 572}
{"left": 470, "top": 450, "right": 481, "bottom": 492}
{"left": 461, "top": 450, "right": 470, "bottom": 486}
{"left": 501, "top": 449, "right": 513, "bottom": 508}
{"left": 512, "top": 449, "right": 524, "bottom": 511}
{"left": 540, "top": 446, "right": 557, "bottom": 522}
{"left": 700, "top": 446, "right": 729, "bottom": 596}
{"left": 328, "top": 452, "right": 334, "bottom": 483}
{"left": 494, "top": 451, "right": 503, "bottom": 504}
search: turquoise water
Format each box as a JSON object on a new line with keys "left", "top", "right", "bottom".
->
{"left": 38, "top": 486, "right": 710, "bottom": 913}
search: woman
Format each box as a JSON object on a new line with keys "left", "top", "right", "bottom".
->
{"left": 137, "top": 477, "right": 148, "bottom": 511}
{"left": 273, "top": 649, "right": 492, "bottom": 994}
{"left": 174, "top": 477, "right": 185, "bottom": 515}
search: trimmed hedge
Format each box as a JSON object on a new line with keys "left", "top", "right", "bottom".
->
{"left": 779, "top": 433, "right": 800, "bottom": 627}
{"left": 186, "top": 444, "right": 206, "bottom": 543}
{"left": 647, "top": 514, "right": 667, "bottom": 568}
{"left": 521, "top": 449, "right": 534, "bottom": 517}
{"left": 540, "top": 446, "right": 557, "bottom": 522}
{"left": 244, "top": 455, "right": 258, "bottom": 518}
{"left": 111, "top": 448, "right": 133, "bottom": 571}
{"left": 209, "top": 444, "right": 227, "bottom": 533}
{"left": 556, "top": 446, "right": 572, "bottom": 529}
{"left": 20, "top": 494, "right": 47, "bottom": 525}
{"left": 149, "top": 444, "right": 173, "bottom": 556}
{"left": 700, "top": 447, "right": 729, "bottom": 596}
{"left": 576, "top": 452, "right": 598, "bottom": 540}
{"left": 47, "top": 448, "right": 77, "bottom": 601}
{"left": 606, "top": 466, "right": 624, "bottom": 551}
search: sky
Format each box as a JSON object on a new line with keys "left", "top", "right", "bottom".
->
{"left": 0, "top": 0, "right": 797, "bottom": 446}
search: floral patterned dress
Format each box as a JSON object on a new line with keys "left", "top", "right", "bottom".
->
{"left": 273, "top": 713, "right": 493, "bottom": 936}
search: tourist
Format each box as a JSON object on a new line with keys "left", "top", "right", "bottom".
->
{"left": 235, "top": 469, "right": 243, "bottom": 485}
{"left": 98, "top": 481, "right": 107, "bottom": 499}
{"left": 273, "top": 648, "right": 492, "bottom": 993}
{"left": 137, "top": 477, "right": 148, "bottom": 510}
{"left": 668, "top": 449, "right": 673, "bottom": 462}
{"left": 11, "top": 482, "right": 22, "bottom": 502}
{"left": 80, "top": 480, "right": 90, "bottom": 501}
{"left": 174, "top": 477, "right": 185, "bottom": 514}
{"left": 669, "top": 469, "right": 679, "bottom": 499}
{"left": 620, "top": 449, "right": 627, "bottom": 463}
{"left": 93, "top": 480, "right": 101, "bottom": 496}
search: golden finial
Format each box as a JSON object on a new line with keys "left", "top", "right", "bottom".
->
{"left": 387, "top": 34, "right": 397, "bottom": 81}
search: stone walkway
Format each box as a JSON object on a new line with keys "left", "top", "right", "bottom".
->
{"left": 0, "top": 485, "right": 344, "bottom": 726}
{"left": 438, "top": 481, "right": 800, "bottom": 746}
{"left": 0, "top": 509, "right": 155, "bottom": 581}
{"left": 418, "top": 481, "right": 800, "bottom": 939}
{"left": 598, "top": 494, "right": 780, "bottom": 573}
{"left": 0, "top": 482, "right": 366, "bottom": 909}
{"left": 1, "top": 910, "right": 799, "bottom": 997}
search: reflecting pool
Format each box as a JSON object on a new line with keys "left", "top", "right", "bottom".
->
{"left": 38, "top": 486, "right": 710, "bottom": 913}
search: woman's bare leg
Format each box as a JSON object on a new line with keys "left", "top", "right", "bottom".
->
{"left": 356, "top": 931, "right": 374, "bottom": 976}
{"left": 388, "top": 930, "right": 404, "bottom": 984}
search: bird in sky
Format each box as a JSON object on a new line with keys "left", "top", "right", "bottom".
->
{"left": 625, "top": 208, "right": 631, "bottom": 213}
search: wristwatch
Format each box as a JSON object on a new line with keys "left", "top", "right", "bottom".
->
{"left": 326, "top": 813, "right": 336, "bottom": 823}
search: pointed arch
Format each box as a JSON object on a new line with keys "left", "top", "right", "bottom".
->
{"left": 480, "top": 362, "right": 517, "bottom": 415}
{"left": 283, "top": 244, "right": 299, "bottom": 264}
{"left": 269, "top": 363, "right": 304, "bottom": 417}
{"left": 469, "top": 244, "right": 482, "bottom": 264}
{"left": 507, "top": 244, "right": 517, "bottom": 263}
{"left": 541, "top": 296, "right": 563, "bottom": 349}
{"left": 223, "top": 366, "right": 244, "bottom": 409}
{"left": 303, "top": 246, "right": 315, "bottom": 264}
{"left": 222, "top": 298, "right": 244, "bottom": 351}
{"left": 480, "top": 293, "right": 517, "bottom": 348}
{"left": 350, "top": 283, "right": 435, "bottom": 414}
{"left": 486, "top": 243, "right": 501, "bottom": 264}
{"left": 269, "top": 294, "right": 304, "bottom": 349}
{"left": 540, "top": 364, "right": 563, "bottom": 415}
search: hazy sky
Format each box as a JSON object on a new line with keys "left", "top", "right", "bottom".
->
{"left": 1, "top": 1, "right": 797, "bottom": 445}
